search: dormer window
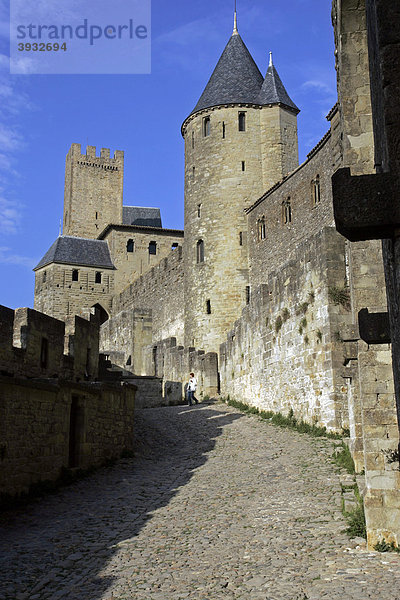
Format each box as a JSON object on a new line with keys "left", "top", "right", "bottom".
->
{"left": 239, "top": 112, "right": 246, "bottom": 132}
{"left": 203, "top": 116, "right": 211, "bottom": 137}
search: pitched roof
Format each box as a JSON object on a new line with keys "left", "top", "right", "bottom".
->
{"left": 34, "top": 236, "right": 115, "bottom": 271}
{"left": 258, "top": 62, "right": 299, "bottom": 113}
{"left": 190, "top": 32, "right": 264, "bottom": 116}
{"left": 123, "top": 206, "right": 162, "bottom": 228}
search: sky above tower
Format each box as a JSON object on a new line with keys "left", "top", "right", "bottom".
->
{"left": 0, "top": 0, "right": 337, "bottom": 310}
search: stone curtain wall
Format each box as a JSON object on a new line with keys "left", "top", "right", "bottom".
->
{"left": 220, "top": 228, "right": 351, "bottom": 431}
{"left": 34, "top": 263, "right": 114, "bottom": 323}
{"left": 247, "top": 131, "right": 336, "bottom": 287}
{"left": 143, "top": 337, "right": 219, "bottom": 405}
{"left": 0, "top": 305, "right": 100, "bottom": 381}
{"left": 102, "top": 228, "right": 183, "bottom": 296}
{"left": 100, "top": 309, "right": 153, "bottom": 375}
{"left": 111, "top": 245, "right": 185, "bottom": 346}
{"left": 0, "top": 378, "right": 135, "bottom": 500}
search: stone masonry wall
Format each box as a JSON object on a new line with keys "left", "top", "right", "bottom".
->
{"left": 219, "top": 227, "right": 351, "bottom": 431}
{"left": 101, "top": 227, "right": 183, "bottom": 296}
{"left": 0, "top": 377, "right": 135, "bottom": 500}
{"left": 247, "top": 130, "right": 336, "bottom": 286}
{"left": 0, "top": 305, "right": 100, "bottom": 382}
{"left": 143, "top": 337, "right": 219, "bottom": 405}
{"left": 111, "top": 245, "right": 185, "bottom": 346}
{"left": 34, "top": 263, "right": 114, "bottom": 322}
{"left": 63, "top": 144, "right": 124, "bottom": 239}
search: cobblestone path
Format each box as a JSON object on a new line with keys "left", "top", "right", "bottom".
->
{"left": 1, "top": 401, "right": 400, "bottom": 600}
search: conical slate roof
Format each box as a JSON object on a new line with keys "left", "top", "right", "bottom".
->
{"left": 258, "top": 60, "right": 299, "bottom": 113}
{"left": 190, "top": 32, "right": 264, "bottom": 116}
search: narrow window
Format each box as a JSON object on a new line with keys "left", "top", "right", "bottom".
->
{"left": 203, "top": 116, "right": 211, "bottom": 137}
{"left": 239, "top": 231, "right": 243, "bottom": 246}
{"left": 40, "top": 338, "right": 48, "bottom": 369}
{"left": 191, "top": 131, "right": 195, "bottom": 149}
{"left": 95, "top": 211, "right": 98, "bottom": 219}
{"left": 282, "top": 199, "right": 292, "bottom": 224}
{"left": 72, "top": 269, "right": 79, "bottom": 282}
{"left": 171, "top": 243, "right": 178, "bottom": 250}
{"left": 206, "top": 299, "right": 211, "bottom": 314}
{"left": 85, "top": 348, "right": 91, "bottom": 378}
{"left": 192, "top": 166, "right": 195, "bottom": 179}
{"left": 246, "top": 286, "right": 251, "bottom": 304}
{"left": 196, "top": 239, "right": 204, "bottom": 263}
{"left": 197, "top": 203, "right": 202, "bottom": 218}
{"left": 222, "top": 122, "right": 226, "bottom": 139}
{"left": 43, "top": 271, "right": 47, "bottom": 283}
{"left": 313, "top": 175, "right": 321, "bottom": 205}
{"left": 95, "top": 272, "right": 102, "bottom": 284}
{"left": 127, "top": 239, "right": 134, "bottom": 253}
{"left": 239, "top": 112, "right": 246, "bottom": 132}
{"left": 257, "top": 217, "right": 266, "bottom": 241}
{"left": 242, "top": 161, "right": 246, "bottom": 172}
{"left": 149, "top": 241, "right": 157, "bottom": 255}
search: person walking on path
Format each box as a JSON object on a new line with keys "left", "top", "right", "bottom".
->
{"left": 187, "top": 372, "right": 198, "bottom": 406}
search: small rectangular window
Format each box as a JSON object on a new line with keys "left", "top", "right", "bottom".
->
{"left": 95, "top": 272, "right": 102, "bottom": 284}
{"left": 239, "top": 232, "right": 243, "bottom": 246}
{"left": 149, "top": 241, "right": 157, "bottom": 255}
{"left": 222, "top": 122, "right": 226, "bottom": 139}
{"left": 203, "top": 116, "right": 211, "bottom": 137}
{"left": 197, "top": 204, "right": 202, "bottom": 218}
{"left": 239, "top": 112, "right": 246, "bottom": 132}
{"left": 127, "top": 239, "right": 134, "bottom": 252}
{"left": 40, "top": 338, "right": 48, "bottom": 369}
{"left": 192, "top": 166, "right": 195, "bottom": 179}
{"left": 206, "top": 299, "right": 211, "bottom": 314}
{"left": 192, "top": 131, "right": 195, "bottom": 149}
{"left": 242, "top": 161, "right": 246, "bottom": 172}
{"left": 197, "top": 240, "right": 204, "bottom": 263}
{"left": 246, "top": 286, "right": 251, "bottom": 304}
{"left": 43, "top": 271, "right": 47, "bottom": 283}
{"left": 72, "top": 269, "right": 79, "bottom": 282}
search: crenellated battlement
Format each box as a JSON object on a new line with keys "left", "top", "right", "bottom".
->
{"left": 0, "top": 304, "right": 100, "bottom": 381}
{"left": 67, "top": 143, "right": 124, "bottom": 164}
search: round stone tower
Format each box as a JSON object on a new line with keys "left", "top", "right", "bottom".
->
{"left": 181, "top": 14, "right": 299, "bottom": 353}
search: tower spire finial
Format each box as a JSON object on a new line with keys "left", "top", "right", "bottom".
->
{"left": 269, "top": 51, "right": 273, "bottom": 67}
{"left": 233, "top": 0, "right": 238, "bottom": 34}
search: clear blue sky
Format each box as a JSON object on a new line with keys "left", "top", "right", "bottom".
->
{"left": 0, "top": 0, "right": 336, "bottom": 309}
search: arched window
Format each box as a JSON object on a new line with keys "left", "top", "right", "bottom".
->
{"left": 127, "top": 239, "right": 134, "bottom": 252}
{"left": 72, "top": 269, "right": 79, "bottom": 281}
{"left": 149, "top": 241, "right": 157, "bottom": 255}
{"left": 313, "top": 175, "right": 321, "bottom": 205}
{"left": 257, "top": 217, "right": 266, "bottom": 241}
{"left": 95, "top": 272, "right": 102, "bottom": 284}
{"left": 203, "top": 116, "right": 211, "bottom": 137}
{"left": 196, "top": 239, "right": 204, "bottom": 263}
{"left": 282, "top": 199, "right": 292, "bottom": 224}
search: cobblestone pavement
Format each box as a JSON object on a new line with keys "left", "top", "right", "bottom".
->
{"left": 1, "top": 401, "right": 400, "bottom": 600}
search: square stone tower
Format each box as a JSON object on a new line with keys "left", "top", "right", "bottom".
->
{"left": 63, "top": 144, "right": 124, "bottom": 239}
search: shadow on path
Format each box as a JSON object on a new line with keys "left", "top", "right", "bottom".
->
{"left": 0, "top": 402, "right": 243, "bottom": 600}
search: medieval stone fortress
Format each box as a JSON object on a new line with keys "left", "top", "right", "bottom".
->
{"left": 1, "top": 0, "right": 399, "bottom": 566}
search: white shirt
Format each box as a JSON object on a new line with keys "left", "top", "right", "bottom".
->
{"left": 188, "top": 377, "right": 197, "bottom": 391}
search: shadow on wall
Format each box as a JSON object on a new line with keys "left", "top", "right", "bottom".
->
{"left": 0, "top": 403, "right": 243, "bottom": 600}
